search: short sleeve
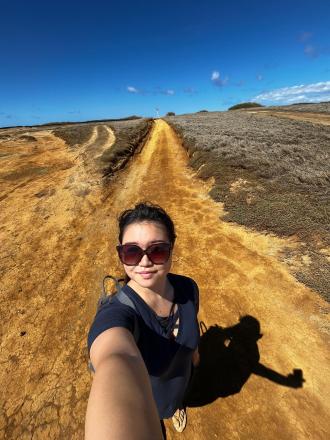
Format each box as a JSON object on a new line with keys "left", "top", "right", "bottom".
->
{"left": 87, "top": 301, "right": 136, "bottom": 355}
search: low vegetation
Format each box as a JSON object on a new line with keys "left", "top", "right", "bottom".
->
{"left": 165, "top": 109, "right": 330, "bottom": 299}
{"left": 52, "top": 124, "right": 94, "bottom": 147}
{"left": 101, "top": 119, "right": 153, "bottom": 179}
{"left": 19, "top": 135, "right": 37, "bottom": 142}
{"left": 52, "top": 119, "right": 153, "bottom": 181}
{"left": 228, "top": 102, "right": 264, "bottom": 110}
{"left": 267, "top": 102, "right": 330, "bottom": 114}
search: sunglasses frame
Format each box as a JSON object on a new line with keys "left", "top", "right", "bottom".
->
{"left": 116, "top": 242, "right": 172, "bottom": 266}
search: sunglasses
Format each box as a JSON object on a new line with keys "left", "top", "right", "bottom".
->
{"left": 116, "top": 242, "right": 172, "bottom": 266}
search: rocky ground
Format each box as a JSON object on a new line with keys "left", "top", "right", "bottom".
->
{"left": 0, "top": 118, "right": 152, "bottom": 438}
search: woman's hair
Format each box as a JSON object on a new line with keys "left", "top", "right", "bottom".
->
{"left": 118, "top": 201, "right": 176, "bottom": 245}
{"left": 117, "top": 202, "right": 176, "bottom": 285}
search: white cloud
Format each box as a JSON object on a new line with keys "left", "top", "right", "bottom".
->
{"left": 127, "top": 86, "right": 173, "bottom": 96}
{"left": 286, "top": 95, "right": 307, "bottom": 103}
{"left": 211, "top": 70, "right": 228, "bottom": 87}
{"left": 256, "top": 74, "right": 263, "bottom": 81}
{"left": 297, "top": 32, "right": 330, "bottom": 59}
{"left": 298, "top": 32, "right": 313, "bottom": 43}
{"left": 211, "top": 71, "right": 220, "bottom": 81}
{"left": 254, "top": 81, "right": 330, "bottom": 104}
{"left": 304, "top": 44, "right": 319, "bottom": 58}
{"left": 127, "top": 86, "right": 139, "bottom": 93}
{"left": 157, "top": 88, "right": 175, "bottom": 95}
{"left": 183, "top": 87, "right": 198, "bottom": 94}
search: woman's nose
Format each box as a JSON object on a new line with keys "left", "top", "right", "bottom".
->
{"left": 139, "top": 253, "right": 153, "bottom": 266}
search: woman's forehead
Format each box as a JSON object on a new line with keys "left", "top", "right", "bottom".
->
{"left": 122, "top": 221, "right": 168, "bottom": 243}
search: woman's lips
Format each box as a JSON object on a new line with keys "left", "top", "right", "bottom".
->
{"left": 138, "top": 272, "right": 155, "bottom": 279}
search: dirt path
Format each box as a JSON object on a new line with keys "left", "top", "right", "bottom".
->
{"left": 1, "top": 120, "right": 329, "bottom": 439}
{"left": 247, "top": 109, "right": 330, "bottom": 125}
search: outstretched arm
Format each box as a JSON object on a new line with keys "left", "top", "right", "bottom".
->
{"left": 85, "top": 327, "right": 163, "bottom": 440}
{"left": 253, "top": 363, "right": 305, "bottom": 388}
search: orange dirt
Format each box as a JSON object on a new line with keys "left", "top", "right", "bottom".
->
{"left": 1, "top": 120, "right": 329, "bottom": 439}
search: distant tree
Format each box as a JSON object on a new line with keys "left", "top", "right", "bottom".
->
{"left": 197, "top": 110, "right": 208, "bottom": 113}
{"left": 166, "top": 112, "right": 176, "bottom": 116}
{"left": 124, "top": 115, "right": 142, "bottom": 120}
{"left": 228, "top": 102, "right": 264, "bottom": 110}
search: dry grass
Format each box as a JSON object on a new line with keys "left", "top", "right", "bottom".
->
{"left": 52, "top": 119, "right": 153, "bottom": 181}
{"left": 251, "top": 102, "right": 330, "bottom": 114}
{"left": 165, "top": 109, "right": 330, "bottom": 299}
{"left": 52, "top": 124, "right": 95, "bottom": 147}
{"left": 101, "top": 119, "right": 153, "bottom": 179}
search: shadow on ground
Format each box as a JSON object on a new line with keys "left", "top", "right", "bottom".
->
{"left": 184, "top": 315, "right": 305, "bottom": 407}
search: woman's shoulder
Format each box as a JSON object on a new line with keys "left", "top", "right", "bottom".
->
{"left": 167, "top": 272, "right": 198, "bottom": 289}
{"left": 87, "top": 296, "right": 138, "bottom": 353}
{"left": 168, "top": 272, "right": 199, "bottom": 305}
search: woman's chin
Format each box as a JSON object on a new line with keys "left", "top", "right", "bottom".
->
{"left": 137, "top": 277, "right": 157, "bottom": 287}
{"left": 131, "top": 272, "right": 162, "bottom": 288}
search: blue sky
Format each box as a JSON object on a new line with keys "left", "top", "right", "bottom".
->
{"left": 1, "top": 0, "right": 330, "bottom": 127}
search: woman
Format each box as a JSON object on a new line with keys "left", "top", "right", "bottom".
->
{"left": 85, "top": 202, "right": 200, "bottom": 439}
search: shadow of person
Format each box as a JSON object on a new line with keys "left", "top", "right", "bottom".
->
{"left": 184, "top": 315, "right": 305, "bottom": 407}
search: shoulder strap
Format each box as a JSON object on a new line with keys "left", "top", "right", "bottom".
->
{"left": 116, "top": 288, "right": 137, "bottom": 310}
{"left": 98, "top": 275, "right": 140, "bottom": 343}
{"left": 116, "top": 288, "right": 140, "bottom": 343}
{"left": 98, "top": 275, "right": 124, "bottom": 307}
{"left": 89, "top": 276, "right": 140, "bottom": 374}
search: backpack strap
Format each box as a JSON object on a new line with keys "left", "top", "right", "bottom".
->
{"left": 98, "top": 275, "right": 125, "bottom": 307}
{"left": 116, "top": 288, "right": 137, "bottom": 309}
{"left": 88, "top": 276, "right": 140, "bottom": 374}
{"left": 99, "top": 275, "right": 140, "bottom": 343}
{"left": 115, "top": 289, "right": 140, "bottom": 343}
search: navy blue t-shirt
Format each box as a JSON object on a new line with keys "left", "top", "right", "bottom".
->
{"left": 87, "top": 273, "right": 200, "bottom": 419}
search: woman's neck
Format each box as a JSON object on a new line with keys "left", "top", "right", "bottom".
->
{"left": 128, "top": 276, "right": 174, "bottom": 309}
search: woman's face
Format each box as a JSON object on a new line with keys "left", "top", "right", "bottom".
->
{"left": 120, "top": 221, "right": 173, "bottom": 289}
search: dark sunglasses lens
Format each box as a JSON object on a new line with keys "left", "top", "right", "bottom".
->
{"left": 147, "top": 243, "right": 171, "bottom": 264}
{"left": 119, "top": 245, "right": 142, "bottom": 265}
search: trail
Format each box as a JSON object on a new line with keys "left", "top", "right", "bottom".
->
{"left": 105, "top": 120, "right": 330, "bottom": 439}
{"left": 0, "top": 120, "right": 329, "bottom": 439}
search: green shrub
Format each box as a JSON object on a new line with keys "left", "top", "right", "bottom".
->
{"left": 228, "top": 102, "right": 264, "bottom": 110}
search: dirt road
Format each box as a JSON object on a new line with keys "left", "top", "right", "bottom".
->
{"left": 1, "top": 120, "right": 329, "bottom": 439}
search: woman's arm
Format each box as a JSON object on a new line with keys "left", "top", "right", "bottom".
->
{"left": 85, "top": 327, "right": 163, "bottom": 440}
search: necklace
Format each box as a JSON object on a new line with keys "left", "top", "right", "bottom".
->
{"left": 156, "top": 301, "right": 178, "bottom": 337}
